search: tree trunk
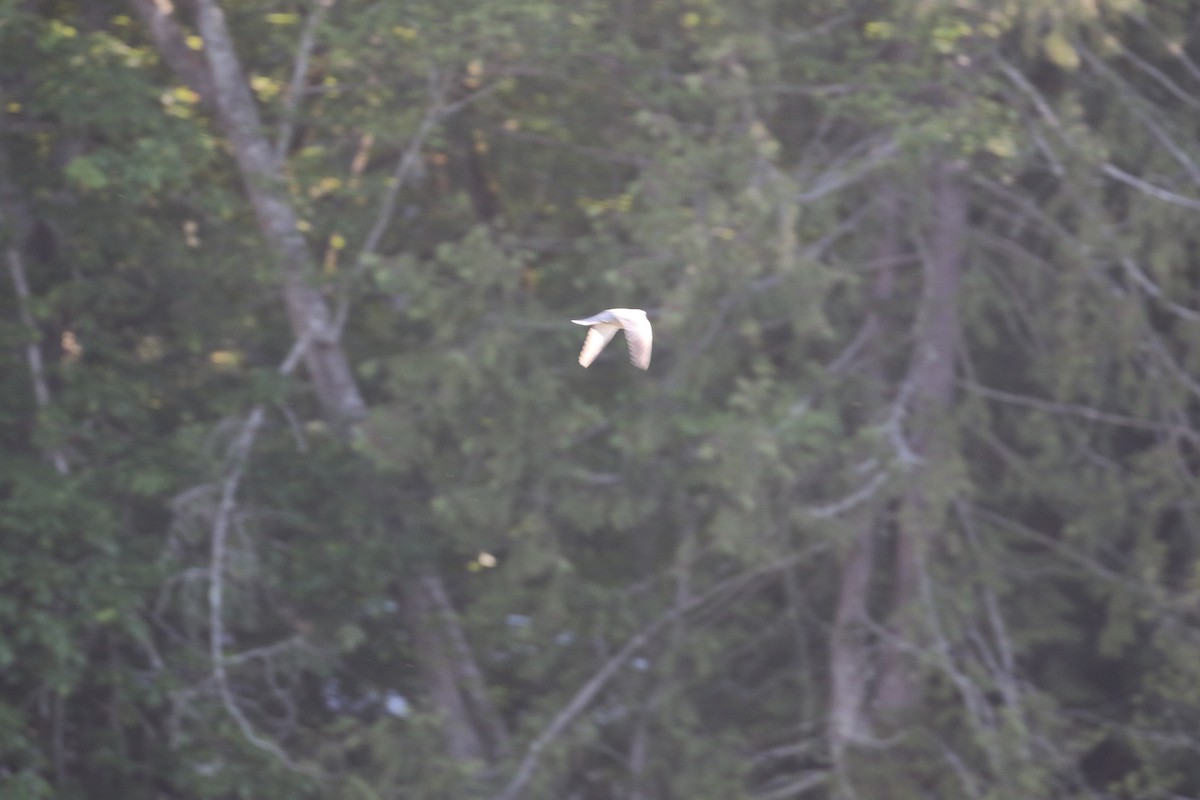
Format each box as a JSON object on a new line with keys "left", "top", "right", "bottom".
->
{"left": 404, "top": 578, "right": 490, "bottom": 761}
{"left": 874, "top": 161, "right": 965, "bottom": 715}
{"left": 826, "top": 184, "right": 900, "bottom": 754}
{"left": 828, "top": 525, "right": 877, "bottom": 751}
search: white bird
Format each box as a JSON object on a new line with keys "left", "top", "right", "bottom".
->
{"left": 571, "top": 308, "right": 653, "bottom": 370}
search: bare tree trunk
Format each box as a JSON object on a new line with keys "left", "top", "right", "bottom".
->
{"left": 405, "top": 579, "right": 491, "bottom": 761}
{"left": 417, "top": 572, "right": 511, "bottom": 761}
{"left": 874, "top": 161, "right": 965, "bottom": 715}
{"left": 827, "top": 185, "right": 900, "bottom": 755}
{"left": 828, "top": 526, "right": 877, "bottom": 752}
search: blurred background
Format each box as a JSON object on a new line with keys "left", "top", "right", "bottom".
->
{"left": 2, "top": 1, "right": 1199, "bottom": 798}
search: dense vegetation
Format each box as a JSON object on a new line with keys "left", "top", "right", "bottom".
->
{"left": 3, "top": 0, "right": 1200, "bottom": 798}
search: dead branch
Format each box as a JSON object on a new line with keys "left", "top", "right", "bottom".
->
{"left": 275, "top": 0, "right": 337, "bottom": 161}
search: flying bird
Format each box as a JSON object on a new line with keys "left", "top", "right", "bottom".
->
{"left": 572, "top": 308, "right": 653, "bottom": 370}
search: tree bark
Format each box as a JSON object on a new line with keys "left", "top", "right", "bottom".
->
{"left": 404, "top": 578, "right": 491, "bottom": 762}
{"left": 874, "top": 160, "right": 966, "bottom": 715}
{"left": 826, "top": 184, "right": 900, "bottom": 754}
{"left": 828, "top": 525, "right": 877, "bottom": 750}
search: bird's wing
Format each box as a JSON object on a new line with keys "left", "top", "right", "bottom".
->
{"left": 578, "top": 323, "right": 620, "bottom": 368}
{"left": 613, "top": 311, "right": 653, "bottom": 370}
{"left": 571, "top": 310, "right": 617, "bottom": 326}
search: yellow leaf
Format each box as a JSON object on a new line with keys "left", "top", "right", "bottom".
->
{"left": 392, "top": 25, "right": 418, "bottom": 40}
{"left": 1043, "top": 32, "right": 1079, "bottom": 70}
{"left": 185, "top": 35, "right": 203, "bottom": 51}
{"left": 330, "top": 233, "right": 346, "bottom": 250}
{"left": 173, "top": 86, "right": 200, "bottom": 104}
{"left": 984, "top": 134, "right": 1016, "bottom": 159}
{"left": 864, "top": 20, "right": 894, "bottom": 39}
{"left": 680, "top": 11, "right": 700, "bottom": 29}
{"left": 250, "top": 74, "right": 281, "bottom": 100}
{"left": 209, "top": 349, "right": 242, "bottom": 368}
{"left": 6, "top": 102, "right": 20, "bottom": 113}
{"left": 49, "top": 20, "right": 78, "bottom": 38}
{"left": 265, "top": 12, "right": 298, "bottom": 24}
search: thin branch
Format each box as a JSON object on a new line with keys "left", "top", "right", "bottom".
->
{"left": 275, "top": 0, "right": 337, "bottom": 161}
{"left": 492, "top": 554, "right": 813, "bottom": 800}
{"left": 806, "top": 471, "right": 890, "bottom": 519}
{"left": 794, "top": 138, "right": 898, "bottom": 204}
{"left": 1108, "top": 36, "right": 1200, "bottom": 113}
{"left": 960, "top": 380, "right": 1200, "bottom": 445}
{"left": 495, "top": 128, "right": 651, "bottom": 167}
{"left": 1119, "top": 256, "right": 1200, "bottom": 323}
{"left": 754, "top": 771, "right": 829, "bottom": 800}
{"left": 202, "top": 324, "right": 319, "bottom": 770}
{"left": 998, "top": 58, "right": 1066, "bottom": 137}
{"left": 1089, "top": 54, "right": 1200, "bottom": 186}
{"left": 1100, "top": 162, "right": 1200, "bottom": 212}
{"left": 331, "top": 73, "right": 504, "bottom": 337}
{"left": 1, "top": 149, "right": 71, "bottom": 475}
{"left": 357, "top": 70, "right": 447, "bottom": 261}
{"left": 1132, "top": 16, "right": 1200, "bottom": 87}
{"left": 208, "top": 406, "right": 290, "bottom": 764}
{"left": 6, "top": 246, "right": 70, "bottom": 475}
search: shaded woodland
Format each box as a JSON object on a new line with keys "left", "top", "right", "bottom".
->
{"left": 3, "top": 1, "right": 1200, "bottom": 798}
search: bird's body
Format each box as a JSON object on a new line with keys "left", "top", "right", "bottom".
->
{"left": 571, "top": 308, "right": 653, "bottom": 370}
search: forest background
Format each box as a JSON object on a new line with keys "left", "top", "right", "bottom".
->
{"left": 3, "top": 0, "right": 1200, "bottom": 798}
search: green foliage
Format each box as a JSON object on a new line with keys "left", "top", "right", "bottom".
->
{"left": 2, "top": 0, "right": 1199, "bottom": 798}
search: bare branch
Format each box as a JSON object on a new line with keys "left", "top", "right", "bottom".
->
{"left": 357, "top": 70, "right": 448, "bottom": 262}
{"left": 960, "top": 380, "right": 1200, "bottom": 445}
{"left": 495, "top": 128, "right": 651, "bottom": 167}
{"left": 195, "top": 319, "right": 322, "bottom": 768}
{"left": 331, "top": 73, "right": 505, "bottom": 337}
{"left": 492, "top": 554, "right": 813, "bottom": 800}
{"left": 754, "top": 771, "right": 829, "bottom": 800}
{"left": 794, "top": 138, "right": 898, "bottom": 204}
{"left": 0, "top": 143, "right": 70, "bottom": 476}
{"left": 807, "top": 471, "right": 889, "bottom": 519}
{"left": 1100, "top": 162, "right": 1200, "bottom": 212}
{"left": 998, "top": 58, "right": 1066, "bottom": 137}
{"left": 207, "top": 406, "right": 294, "bottom": 765}
{"left": 1108, "top": 36, "right": 1200, "bottom": 113}
{"left": 1132, "top": 16, "right": 1200, "bottom": 87}
{"left": 275, "top": 0, "right": 337, "bottom": 161}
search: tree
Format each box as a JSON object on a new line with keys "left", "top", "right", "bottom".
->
{"left": 3, "top": 1, "right": 1200, "bottom": 798}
